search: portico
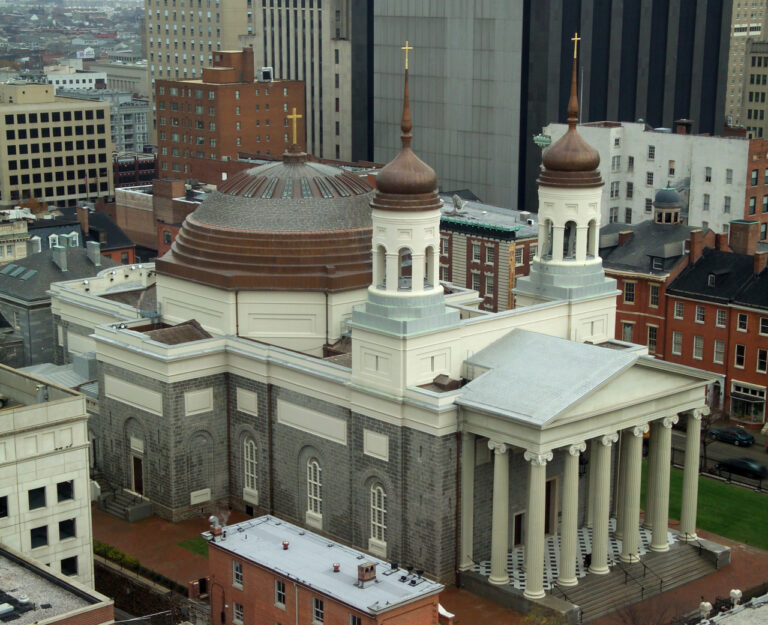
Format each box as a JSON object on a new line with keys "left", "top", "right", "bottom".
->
{"left": 456, "top": 329, "right": 714, "bottom": 600}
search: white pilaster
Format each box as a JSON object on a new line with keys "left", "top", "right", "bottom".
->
{"left": 524, "top": 450, "right": 553, "bottom": 599}
{"left": 552, "top": 225, "right": 565, "bottom": 261}
{"left": 680, "top": 407, "right": 708, "bottom": 541}
{"left": 587, "top": 438, "right": 597, "bottom": 527}
{"left": 558, "top": 442, "right": 586, "bottom": 587}
{"left": 644, "top": 420, "right": 660, "bottom": 529}
{"left": 615, "top": 432, "right": 630, "bottom": 540}
{"left": 459, "top": 432, "right": 476, "bottom": 570}
{"left": 590, "top": 433, "right": 618, "bottom": 575}
{"left": 620, "top": 424, "right": 648, "bottom": 563}
{"left": 488, "top": 440, "right": 510, "bottom": 585}
{"left": 650, "top": 416, "right": 678, "bottom": 552}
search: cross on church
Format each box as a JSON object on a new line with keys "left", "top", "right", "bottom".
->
{"left": 571, "top": 32, "right": 581, "bottom": 60}
{"left": 287, "top": 107, "right": 302, "bottom": 145}
{"left": 401, "top": 40, "right": 413, "bottom": 70}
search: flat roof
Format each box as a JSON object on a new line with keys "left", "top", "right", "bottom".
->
{"left": 204, "top": 516, "right": 442, "bottom": 615}
{"left": 0, "top": 547, "right": 102, "bottom": 625}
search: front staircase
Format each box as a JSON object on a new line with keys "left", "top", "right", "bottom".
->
{"left": 551, "top": 541, "right": 719, "bottom": 623}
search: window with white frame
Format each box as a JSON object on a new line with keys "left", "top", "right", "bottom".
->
{"left": 649, "top": 284, "right": 659, "bottom": 307}
{"left": 625, "top": 207, "right": 632, "bottom": 223}
{"left": 611, "top": 155, "right": 621, "bottom": 171}
{"left": 703, "top": 193, "right": 710, "bottom": 211}
{"left": 275, "top": 580, "right": 286, "bottom": 607}
{"left": 761, "top": 317, "right": 768, "bottom": 334}
{"left": 735, "top": 344, "right": 746, "bottom": 368}
{"left": 48, "top": 234, "right": 59, "bottom": 248}
{"left": 486, "top": 245, "right": 495, "bottom": 264}
{"left": 370, "top": 483, "right": 386, "bottom": 543}
{"left": 726, "top": 168, "right": 733, "bottom": 184}
{"left": 530, "top": 244, "right": 538, "bottom": 258}
{"left": 624, "top": 281, "right": 636, "bottom": 303}
{"left": 646, "top": 171, "right": 654, "bottom": 186}
{"left": 350, "top": 616, "right": 362, "bottom": 625}
{"left": 647, "top": 326, "right": 658, "bottom": 354}
{"left": 610, "top": 181, "right": 620, "bottom": 198}
{"left": 313, "top": 597, "right": 324, "bottom": 624}
{"left": 626, "top": 182, "right": 634, "bottom": 198}
{"left": 724, "top": 196, "right": 732, "bottom": 213}
{"left": 693, "top": 335, "right": 704, "bottom": 360}
{"left": 471, "top": 272, "right": 480, "bottom": 291}
{"left": 232, "top": 561, "right": 243, "bottom": 587}
{"left": 485, "top": 274, "right": 494, "bottom": 296}
{"left": 714, "top": 339, "right": 725, "bottom": 364}
{"left": 233, "top": 602, "right": 244, "bottom": 624}
{"left": 514, "top": 247, "right": 523, "bottom": 266}
{"left": 472, "top": 242, "right": 480, "bottom": 261}
{"left": 609, "top": 206, "right": 619, "bottom": 223}
{"left": 738, "top": 313, "right": 748, "bottom": 331}
{"left": 648, "top": 145, "right": 655, "bottom": 159}
{"left": 717, "top": 309, "right": 727, "bottom": 327}
{"left": 244, "top": 438, "right": 257, "bottom": 491}
{"left": 440, "top": 237, "right": 449, "bottom": 255}
{"left": 705, "top": 166, "right": 712, "bottom": 182}
{"left": 621, "top": 322, "right": 634, "bottom": 342}
{"left": 695, "top": 305, "right": 705, "bottom": 323}
{"left": 307, "top": 458, "right": 322, "bottom": 516}
{"left": 672, "top": 331, "right": 682, "bottom": 355}
{"left": 758, "top": 349, "right": 768, "bottom": 373}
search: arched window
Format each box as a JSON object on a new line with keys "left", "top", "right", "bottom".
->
{"left": 398, "top": 248, "right": 412, "bottom": 291}
{"left": 563, "top": 220, "right": 577, "bottom": 259}
{"left": 370, "top": 483, "right": 387, "bottom": 542}
{"left": 48, "top": 234, "right": 59, "bottom": 249}
{"left": 307, "top": 458, "right": 322, "bottom": 515}
{"left": 244, "top": 437, "right": 257, "bottom": 491}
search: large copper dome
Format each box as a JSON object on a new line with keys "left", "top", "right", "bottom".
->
{"left": 155, "top": 148, "right": 375, "bottom": 291}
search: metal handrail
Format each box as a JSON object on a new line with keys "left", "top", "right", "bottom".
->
{"left": 638, "top": 559, "right": 663, "bottom": 593}
{"left": 616, "top": 562, "right": 646, "bottom": 600}
{"left": 551, "top": 583, "right": 583, "bottom": 624}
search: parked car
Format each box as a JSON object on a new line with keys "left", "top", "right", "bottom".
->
{"left": 715, "top": 457, "right": 768, "bottom": 480}
{"left": 707, "top": 426, "right": 755, "bottom": 447}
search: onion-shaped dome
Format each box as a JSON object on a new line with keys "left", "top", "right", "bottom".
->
{"left": 155, "top": 146, "right": 375, "bottom": 291}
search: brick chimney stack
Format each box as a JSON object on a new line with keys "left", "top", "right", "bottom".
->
{"left": 715, "top": 233, "right": 730, "bottom": 251}
{"left": 618, "top": 230, "right": 634, "bottom": 246}
{"left": 77, "top": 205, "right": 89, "bottom": 236}
{"left": 688, "top": 229, "right": 704, "bottom": 263}
{"left": 728, "top": 220, "right": 759, "bottom": 256}
{"left": 755, "top": 251, "right": 768, "bottom": 274}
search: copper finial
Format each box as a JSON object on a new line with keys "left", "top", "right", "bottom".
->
{"left": 401, "top": 68, "right": 413, "bottom": 147}
{"left": 568, "top": 32, "right": 581, "bottom": 128}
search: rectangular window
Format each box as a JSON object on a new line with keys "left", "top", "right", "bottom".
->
{"left": 625, "top": 207, "right": 632, "bottom": 224}
{"left": 738, "top": 313, "right": 748, "bottom": 331}
{"left": 760, "top": 317, "right": 768, "bottom": 335}
{"left": 624, "top": 281, "right": 635, "bottom": 303}
{"left": 693, "top": 335, "right": 704, "bottom": 360}
{"left": 471, "top": 272, "right": 480, "bottom": 291}
{"left": 233, "top": 561, "right": 243, "bottom": 587}
{"left": 750, "top": 197, "right": 757, "bottom": 215}
{"left": 486, "top": 246, "right": 495, "bottom": 264}
{"left": 233, "top": 603, "right": 244, "bottom": 624}
{"left": 626, "top": 182, "right": 634, "bottom": 198}
{"left": 647, "top": 326, "right": 658, "bottom": 354}
{"left": 649, "top": 284, "right": 659, "bottom": 307}
{"left": 610, "top": 206, "right": 618, "bottom": 223}
{"left": 611, "top": 155, "right": 621, "bottom": 171}
{"left": 59, "top": 518, "right": 76, "bottom": 540}
{"left": 668, "top": 160, "right": 675, "bottom": 176}
{"left": 724, "top": 196, "right": 731, "bottom": 213}
{"left": 726, "top": 168, "right": 733, "bottom": 184}
{"left": 514, "top": 247, "right": 523, "bottom": 266}
{"left": 472, "top": 242, "right": 481, "bottom": 261}
{"left": 30, "top": 525, "right": 48, "bottom": 548}
{"left": 646, "top": 171, "right": 654, "bottom": 186}
{"left": 485, "top": 274, "right": 494, "bottom": 296}
{"left": 622, "top": 322, "right": 634, "bottom": 343}
{"left": 440, "top": 237, "right": 449, "bottom": 255}
{"left": 672, "top": 331, "right": 682, "bottom": 355}
{"left": 0, "top": 496, "right": 6, "bottom": 518}
{"left": 674, "top": 301, "right": 684, "bottom": 319}
{"left": 717, "top": 309, "right": 727, "bottom": 327}
{"left": 714, "top": 339, "right": 725, "bottom": 364}
{"left": 61, "top": 556, "right": 78, "bottom": 577}
{"left": 752, "top": 169, "right": 759, "bottom": 186}
{"left": 57, "top": 480, "right": 74, "bottom": 502}
{"left": 313, "top": 598, "right": 324, "bottom": 624}
{"left": 695, "top": 305, "right": 705, "bottom": 323}
{"left": 758, "top": 349, "right": 768, "bottom": 373}
{"left": 610, "top": 181, "right": 620, "bottom": 198}
{"left": 628, "top": 155, "right": 634, "bottom": 170}
{"left": 703, "top": 193, "right": 710, "bottom": 211}
{"left": 28, "top": 487, "right": 46, "bottom": 510}
{"left": 735, "top": 344, "right": 746, "bottom": 368}
{"left": 645, "top": 198, "right": 652, "bottom": 212}
{"left": 705, "top": 166, "right": 712, "bottom": 182}
{"left": 350, "top": 616, "right": 362, "bottom": 625}
{"left": 648, "top": 145, "right": 655, "bottom": 159}
{"left": 275, "top": 580, "right": 286, "bottom": 606}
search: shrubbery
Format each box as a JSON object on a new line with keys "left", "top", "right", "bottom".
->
{"left": 93, "top": 540, "right": 187, "bottom": 595}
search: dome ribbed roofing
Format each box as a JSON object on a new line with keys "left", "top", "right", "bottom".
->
{"left": 155, "top": 147, "right": 375, "bottom": 292}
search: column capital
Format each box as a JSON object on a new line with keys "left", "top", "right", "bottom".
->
{"left": 566, "top": 442, "right": 587, "bottom": 456}
{"left": 661, "top": 415, "right": 679, "bottom": 429}
{"left": 630, "top": 424, "right": 649, "bottom": 437}
{"left": 488, "top": 440, "right": 508, "bottom": 455}
{"left": 692, "top": 406, "right": 710, "bottom": 420}
{"left": 524, "top": 450, "right": 553, "bottom": 466}
{"left": 599, "top": 432, "right": 619, "bottom": 446}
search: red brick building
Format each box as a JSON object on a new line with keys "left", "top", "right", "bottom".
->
{"left": 744, "top": 138, "right": 768, "bottom": 241}
{"left": 665, "top": 220, "right": 768, "bottom": 426}
{"left": 206, "top": 516, "right": 444, "bottom": 625}
{"left": 156, "top": 47, "right": 305, "bottom": 185}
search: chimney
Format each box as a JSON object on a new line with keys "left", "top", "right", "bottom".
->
{"left": 242, "top": 46, "right": 255, "bottom": 83}
{"left": 618, "top": 230, "right": 634, "bottom": 246}
{"left": 688, "top": 229, "right": 704, "bottom": 264}
{"left": 357, "top": 562, "right": 377, "bottom": 587}
{"left": 77, "top": 205, "right": 89, "bottom": 235}
{"left": 675, "top": 118, "right": 693, "bottom": 135}
{"left": 728, "top": 220, "right": 759, "bottom": 256}
{"left": 51, "top": 244, "right": 67, "bottom": 272}
{"left": 716, "top": 233, "right": 730, "bottom": 251}
{"left": 86, "top": 240, "right": 101, "bottom": 266}
{"left": 755, "top": 251, "right": 768, "bottom": 274}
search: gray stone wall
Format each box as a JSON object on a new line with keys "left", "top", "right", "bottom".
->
{"left": 0, "top": 300, "right": 53, "bottom": 366}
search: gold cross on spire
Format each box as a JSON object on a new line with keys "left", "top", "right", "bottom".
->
{"left": 287, "top": 107, "right": 302, "bottom": 145}
{"left": 571, "top": 32, "right": 581, "bottom": 60}
{"left": 401, "top": 40, "right": 413, "bottom": 70}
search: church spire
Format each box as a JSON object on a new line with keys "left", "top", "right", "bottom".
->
{"left": 568, "top": 32, "right": 581, "bottom": 129}
{"left": 400, "top": 41, "right": 413, "bottom": 147}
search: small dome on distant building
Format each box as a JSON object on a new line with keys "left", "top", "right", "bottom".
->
{"left": 653, "top": 186, "right": 683, "bottom": 225}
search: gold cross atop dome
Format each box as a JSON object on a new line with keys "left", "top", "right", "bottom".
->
{"left": 287, "top": 107, "right": 302, "bottom": 145}
{"left": 401, "top": 40, "right": 413, "bottom": 70}
{"left": 571, "top": 32, "right": 581, "bottom": 60}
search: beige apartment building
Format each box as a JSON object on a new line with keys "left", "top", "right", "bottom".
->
{"left": 88, "top": 60, "right": 151, "bottom": 98}
{"left": 745, "top": 39, "right": 768, "bottom": 138}
{"left": 0, "top": 219, "right": 29, "bottom": 265}
{"left": 726, "top": 0, "right": 768, "bottom": 128}
{"left": 0, "top": 84, "right": 114, "bottom": 209}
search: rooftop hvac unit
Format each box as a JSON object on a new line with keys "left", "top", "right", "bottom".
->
{"left": 257, "top": 66, "right": 273, "bottom": 82}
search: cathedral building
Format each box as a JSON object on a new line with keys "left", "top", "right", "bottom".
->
{"left": 49, "top": 50, "right": 720, "bottom": 619}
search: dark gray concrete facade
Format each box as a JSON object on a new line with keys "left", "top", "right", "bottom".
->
{"left": 0, "top": 300, "right": 55, "bottom": 366}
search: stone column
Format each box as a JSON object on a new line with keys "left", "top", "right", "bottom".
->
{"left": 558, "top": 442, "right": 586, "bottom": 587}
{"left": 621, "top": 424, "right": 648, "bottom": 563}
{"left": 614, "top": 432, "right": 630, "bottom": 540}
{"left": 680, "top": 407, "right": 708, "bottom": 541}
{"left": 650, "top": 416, "right": 678, "bottom": 552}
{"left": 523, "top": 450, "right": 553, "bottom": 599}
{"left": 537, "top": 221, "right": 547, "bottom": 257}
{"left": 459, "top": 431, "right": 476, "bottom": 570}
{"left": 590, "top": 433, "right": 618, "bottom": 575}
{"left": 552, "top": 225, "right": 565, "bottom": 262}
{"left": 488, "top": 441, "right": 510, "bottom": 585}
{"left": 576, "top": 226, "right": 589, "bottom": 261}
{"left": 587, "top": 439, "right": 598, "bottom": 527}
{"left": 411, "top": 253, "right": 425, "bottom": 292}
{"left": 385, "top": 252, "right": 399, "bottom": 292}
{"left": 644, "top": 420, "right": 660, "bottom": 529}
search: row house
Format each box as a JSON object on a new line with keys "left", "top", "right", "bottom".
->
{"left": 665, "top": 220, "right": 768, "bottom": 426}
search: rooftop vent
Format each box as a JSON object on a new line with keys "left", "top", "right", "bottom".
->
{"left": 257, "top": 66, "right": 273, "bottom": 82}
{"left": 357, "top": 562, "right": 376, "bottom": 587}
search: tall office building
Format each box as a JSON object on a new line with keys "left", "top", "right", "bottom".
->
{"left": 725, "top": 0, "right": 767, "bottom": 128}
{"left": 373, "top": 1, "right": 732, "bottom": 210}
{"left": 241, "top": 0, "right": 372, "bottom": 161}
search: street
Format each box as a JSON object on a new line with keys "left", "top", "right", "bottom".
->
{"left": 672, "top": 430, "right": 768, "bottom": 466}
